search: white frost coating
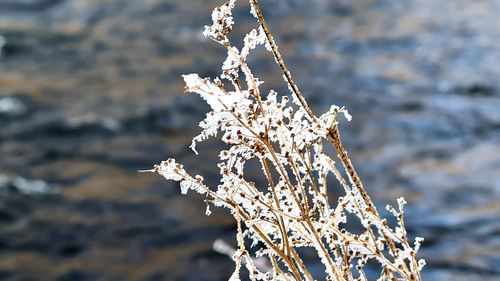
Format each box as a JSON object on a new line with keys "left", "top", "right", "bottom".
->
{"left": 179, "top": 179, "right": 207, "bottom": 195}
{"left": 264, "top": 41, "right": 273, "bottom": 52}
{"left": 183, "top": 73, "right": 203, "bottom": 88}
{"left": 349, "top": 244, "right": 372, "bottom": 255}
{"left": 223, "top": 47, "right": 240, "bottom": 68}
{"left": 179, "top": 180, "right": 191, "bottom": 195}
{"left": 156, "top": 159, "right": 183, "bottom": 181}
{"left": 183, "top": 73, "right": 225, "bottom": 111}
{"left": 320, "top": 105, "right": 352, "bottom": 130}
{"left": 183, "top": 73, "right": 245, "bottom": 112}
{"left": 341, "top": 107, "right": 352, "bottom": 121}
{"left": 205, "top": 204, "right": 212, "bottom": 216}
{"left": 414, "top": 236, "right": 424, "bottom": 252}
{"left": 203, "top": 0, "right": 237, "bottom": 40}
{"left": 222, "top": 47, "right": 241, "bottom": 79}
{"left": 249, "top": 3, "right": 258, "bottom": 18}
{"left": 228, "top": 267, "right": 241, "bottom": 281}
{"left": 418, "top": 259, "right": 426, "bottom": 271}
{"left": 397, "top": 197, "right": 407, "bottom": 211}
{"left": 155, "top": 159, "right": 208, "bottom": 195}
{"left": 241, "top": 28, "right": 266, "bottom": 59}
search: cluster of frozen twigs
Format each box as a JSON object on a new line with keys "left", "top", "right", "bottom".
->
{"left": 148, "top": 0, "right": 425, "bottom": 280}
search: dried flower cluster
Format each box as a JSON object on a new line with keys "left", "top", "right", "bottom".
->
{"left": 148, "top": 0, "right": 425, "bottom": 280}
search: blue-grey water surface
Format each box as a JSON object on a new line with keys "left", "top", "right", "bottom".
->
{"left": 0, "top": 0, "right": 499, "bottom": 280}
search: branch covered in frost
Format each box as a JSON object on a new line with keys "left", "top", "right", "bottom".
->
{"left": 149, "top": 1, "right": 425, "bottom": 280}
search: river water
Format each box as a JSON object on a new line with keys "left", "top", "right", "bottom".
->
{"left": 0, "top": 0, "right": 499, "bottom": 280}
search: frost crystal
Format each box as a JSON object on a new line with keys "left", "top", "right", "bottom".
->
{"left": 155, "top": 159, "right": 184, "bottom": 182}
{"left": 205, "top": 204, "right": 212, "bottom": 216}
{"left": 179, "top": 180, "right": 191, "bottom": 195}
{"left": 242, "top": 27, "right": 267, "bottom": 59}
{"left": 203, "top": 0, "right": 237, "bottom": 41}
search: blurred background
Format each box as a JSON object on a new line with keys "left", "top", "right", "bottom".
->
{"left": 0, "top": 0, "right": 499, "bottom": 280}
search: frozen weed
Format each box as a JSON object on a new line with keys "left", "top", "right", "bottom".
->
{"left": 146, "top": 1, "right": 425, "bottom": 280}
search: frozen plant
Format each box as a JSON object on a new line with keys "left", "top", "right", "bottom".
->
{"left": 146, "top": 0, "right": 425, "bottom": 280}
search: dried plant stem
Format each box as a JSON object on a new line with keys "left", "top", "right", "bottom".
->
{"left": 329, "top": 123, "right": 415, "bottom": 279}
{"left": 327, "top": 124, "right": 376, "bottom": 213}
{"left": 236, "top": 203, "right": 304, "bottom": 280}
{"left": 153, "top": 1, "right": 425, "bottom": 279}
{"left": 248, "top": 2, "right": 421, "bottom": 280}
{"left": 251, "top": 0, "right": 373, "bottom": 213}
{"left": 249, "top": 0, "right": 317, "bottom": 121}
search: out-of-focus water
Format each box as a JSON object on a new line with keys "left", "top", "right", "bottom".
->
{"left": 0, "top": 0, "right": 499, "bottom": 280}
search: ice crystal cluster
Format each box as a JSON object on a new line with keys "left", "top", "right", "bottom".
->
{"left": 150, "top": 0, "right": 425, "bottom": 280}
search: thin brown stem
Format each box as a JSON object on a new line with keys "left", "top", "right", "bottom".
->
{"left": 249, "top": 0, "right": 317, "bottom": 121}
